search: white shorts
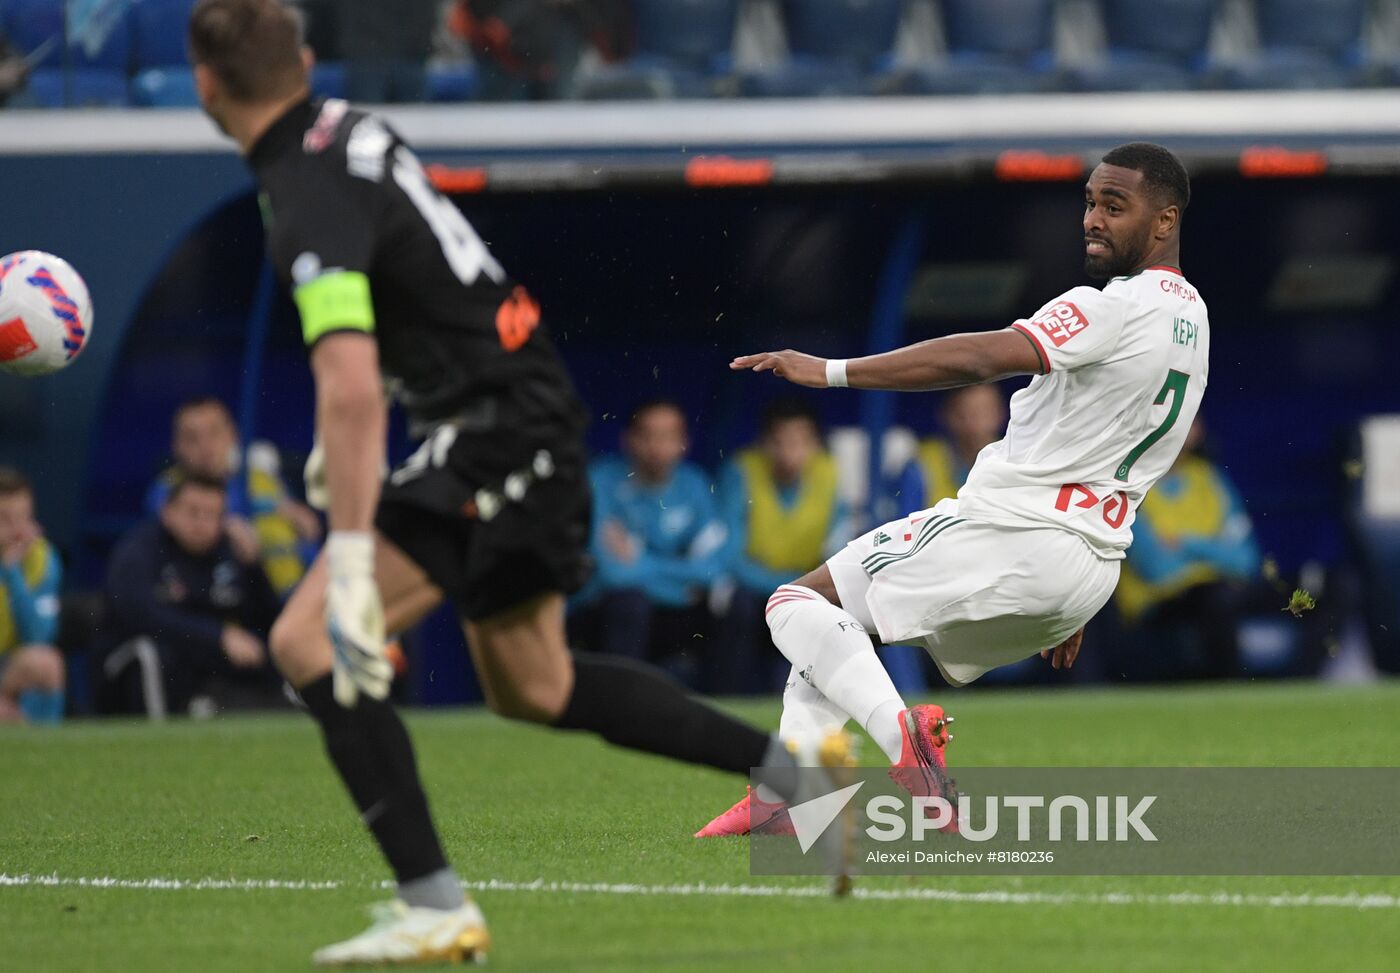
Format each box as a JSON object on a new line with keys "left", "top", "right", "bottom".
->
{"left": 828, "top": 499, "right": 1120, "bottom": 687}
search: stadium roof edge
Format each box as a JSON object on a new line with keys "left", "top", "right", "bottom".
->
{"left": 3, "top": 91, "right": 1400, "bottom": 156}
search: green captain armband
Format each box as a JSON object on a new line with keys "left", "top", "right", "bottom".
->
{"left": 294, "top": 270, "right": 375, "bottom": 345}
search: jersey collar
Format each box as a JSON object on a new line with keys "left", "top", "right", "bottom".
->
{"left": 247, "top": 97, "right": 317, "bottom": 170}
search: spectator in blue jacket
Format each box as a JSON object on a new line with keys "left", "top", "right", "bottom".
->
{"left": 103, "top": 472, "right": 283, "bottom": 716}
{"left": 578, "top": 400, "right": 724, "bottom": 673}
{"left": 0, "top": 468, "right": 64, "bottom": 725}
{"left": 712, "top": 399, "right": 850, "bottom": 693}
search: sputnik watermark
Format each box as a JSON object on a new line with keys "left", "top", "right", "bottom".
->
{"left": 749, "top": 767, "right": 1400, "bottom": 877}
{"left": 864, "top": 794, "right": 1157, "bottom": 842}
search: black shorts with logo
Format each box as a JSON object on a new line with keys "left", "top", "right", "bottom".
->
{"left": 375, "top": 408, "right": 593, "bottom": 621}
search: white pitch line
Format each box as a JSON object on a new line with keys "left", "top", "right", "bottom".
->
{"left": 2, "top": 873, "right": 1398, "bottom": 912}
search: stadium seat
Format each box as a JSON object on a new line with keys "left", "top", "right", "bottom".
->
{"left": 741, "top": 0, "right": 903, "bottom": 98}
{"left": 22, "top": 66, "right": 131, "bottom": 107}
{"left": 887, "top": 0, "right": 1055, "bottom": 96}
{"left": 426, "top": 62, "right": 478, "bottom": 103}
{"left": 576, "top": 0, "right": 738, "bottom": 100}
{"left": 132, "top": 0, "right": 198, "bottom": 69}
{"left": 1065, "top": 0, "right": 1218, "bottom": 92}
{"left": 1221, "top": 0, "right": 1365, "bottom": 90}
{"left": 310, "top": 62, "right": 347, "bottom": 100}
{"left": 130, "top": 66, "right": 198, "bottom": 107}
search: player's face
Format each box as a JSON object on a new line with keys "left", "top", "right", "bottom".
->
{"left": 764, "top": 419, "right": 820, "bottom": 484}
{"left": 0, "top": 491, "right": 36, "bottom": 550}
{"left": 161, "top": 486, "right": 226, "bottom": 556}
{"left": 625, "top": 407, "right": 689, "bottom": 482}
{"left": 1083, "top": 164, "right": 1158, "bottom": 280}
{"left": 174, "top": 405, "right": 237, "bottom": 480}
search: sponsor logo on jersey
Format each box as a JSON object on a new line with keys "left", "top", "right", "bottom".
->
{"left": 303, "top": 99, "right": 348, "bottom": 154}
{"left": 1030, "top": 300, "right": 1089, "bottom": 347}
{"left": 872, "top": 531, "right": 892, "bottom": 546}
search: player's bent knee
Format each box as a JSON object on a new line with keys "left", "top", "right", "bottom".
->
{"left": 268, "top": 612, "right": 323, "bottom": 681}
{"left": 485, "top": 676, "right": 570, "bottom": 724}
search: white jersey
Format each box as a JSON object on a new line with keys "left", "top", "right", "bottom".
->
{"left": 957, "top": 265, "right": 1209, "bottom": 559}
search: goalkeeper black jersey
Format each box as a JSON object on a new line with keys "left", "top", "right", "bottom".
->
{"left": 248, "top": 97, "right": 584, "bottom": 439}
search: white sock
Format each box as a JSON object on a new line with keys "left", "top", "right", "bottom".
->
{"left": 777, "top": 664, "right": 850, "bottom": 746}
{"left": 765, "top": 585, "right": 906, "bottom": 763}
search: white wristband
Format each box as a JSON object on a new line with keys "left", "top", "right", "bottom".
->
{"left": 327, "top": 531, "right": 374, "bottom": 581}
{"left": 825, "top": 358, "right": 849, "bottom": 388}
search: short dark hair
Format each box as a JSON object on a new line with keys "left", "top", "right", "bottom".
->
{"left": 627, "top": 398, "right": 687, "bottom": 430}
{"left": 760, "top": 398, "right": 821, "bottom": 437}
{"left": 188, "top": 0, "right": 306, "bottom": 103}
{"left": 0, "top": 466, "right": 31, "bottom": 499}
{"left": 164, "top": 468, "right": 228, "bottom": 505}
{"left": 173, "top": 396, "right": 234, "bottom": 433}
{"left": 1101, "top": 142, "right": 1190, "bottom": 212}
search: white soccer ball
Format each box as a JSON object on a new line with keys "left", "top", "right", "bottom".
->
{"left": 0, "top": 250, "right": 93, "bottom": 376}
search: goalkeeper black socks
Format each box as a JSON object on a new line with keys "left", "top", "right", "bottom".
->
{"left": 300, "top": 675, "right": 452, "bottom": 887}
{"left": 553, "top": 652, "right": 771, "bottom": 774}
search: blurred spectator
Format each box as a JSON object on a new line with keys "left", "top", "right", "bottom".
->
{"left": 892, "top": 384, "right": 1008, "bottom": 515}
{"left": 575, "top": 399, "right": 724, "bottom": 675}
{"left": 711, "top": 399, "right": 849, "bottom": 693}
{"left": 0, "top": 32, "right": 29, "bottom": 107}
{"left": 102, "top": 473, "right": 282, "bottom": 717}
{"left": 146, "top": 396, "right": 320, "bottom": 598}
{"left": 1115, "top": 418, "right": 1262, "bottom": 679}
{"left": 0, "top": 468, "right": 64, "bottom": 725}
{"left": 450, "top": 0, "right": 631, "bottom": 100}
{"left": 336, "top": 0, "right": 438, "bottom": 103}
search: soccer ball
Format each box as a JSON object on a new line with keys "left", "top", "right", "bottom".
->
{"left": 0, "top": 250, "right": 93, "bottom": 376}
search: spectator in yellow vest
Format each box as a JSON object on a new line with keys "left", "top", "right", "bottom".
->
{"left": 713, "top": 400, "right": 850, "bottom": 693}
{"left": 1115, "top": 418, "right": 1260, "bottom": 678}
{"left": 146, "top": 397, "right": 321, "bottom": 598}
{"left": 892, "top": 384, "right": 1008, "bottom": 515}
{"left": 0, "top": 468, "right": 64, "bottom": 725}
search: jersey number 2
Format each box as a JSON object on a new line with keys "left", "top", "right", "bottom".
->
{"left": 1116, "top": 369, "right": 1189, "bottom": 481}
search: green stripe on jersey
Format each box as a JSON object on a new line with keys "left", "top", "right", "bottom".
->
{"left": 294, "top": 271, "right": 375, "bottom": 345}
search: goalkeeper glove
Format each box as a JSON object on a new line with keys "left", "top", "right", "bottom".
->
{"left": 325, "top": 531, "right": 393, "bottom": 707}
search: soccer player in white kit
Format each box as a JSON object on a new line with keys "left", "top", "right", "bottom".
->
{"left": 699, "top": 142, "right": 1208, "bottom": 837}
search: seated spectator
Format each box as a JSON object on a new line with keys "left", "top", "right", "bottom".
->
{"left": 0, "top": 32, "right": 29, "bottom": 107}
{"left": 103, "top": 472, "right": 283, "bottom": 717}
{"left": 0, "top": 468, "right": 64, "bottom": 725}
{"left": 713, "top": 399, "right": 849, "bottom": 693}
{"left": 147, "top": 396, "right": 320, "bottom": 598}
{"left": 1115, "top": 418, "right": 1261, "bottom": 679}
{"left": 450, "top": 0, "right": 631, "bottom": 100}
{"left": 892, "top": 384, "right": 1008, "bottom": 516}
{"left": 336, "top": 0, "right": 438, "bottom": 103}
{"left": 575, "top": 399, "right": 724, "bottom": 677}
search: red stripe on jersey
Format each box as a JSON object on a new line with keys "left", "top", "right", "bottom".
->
{"left": 1010, "top": 322, "right": 1051, "bottom": 374}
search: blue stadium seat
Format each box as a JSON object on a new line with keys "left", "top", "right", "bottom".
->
{"left": 130, "top": 65, "right": 198, "bottom": 107}
{"left": 576, "top": 0, "right": 738, "bottom": 100}
{"left": 309, "top": 61, "right": 347, "bottom": 100}
{"left": 742, "top": 0, "right": 903, "bottom": 97}
{"left": 426, "top": 62, "right": 478, "bottom": 103}
{"left": 132, "top": 0, "right": 198, "bottom": 69}
{"left": 889, "top": 0, "right": 1055, "bottom": 95}
{"left": 1221, "top": 0, "right": 1365, "bottom": 90}
{"left": 22, "top": 66, "right": 131, "bottom": 106}
{"left": 1066, "top": 0, "right": 1217, "bottom": 92}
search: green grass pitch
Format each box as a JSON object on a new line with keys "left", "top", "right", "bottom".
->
{"left": 4, "top": 681, "right": 1400, "bottom": 972}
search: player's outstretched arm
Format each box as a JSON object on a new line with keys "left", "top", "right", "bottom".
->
{"left": 731, "top": 328, "right": 1043, "bottom": 391}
